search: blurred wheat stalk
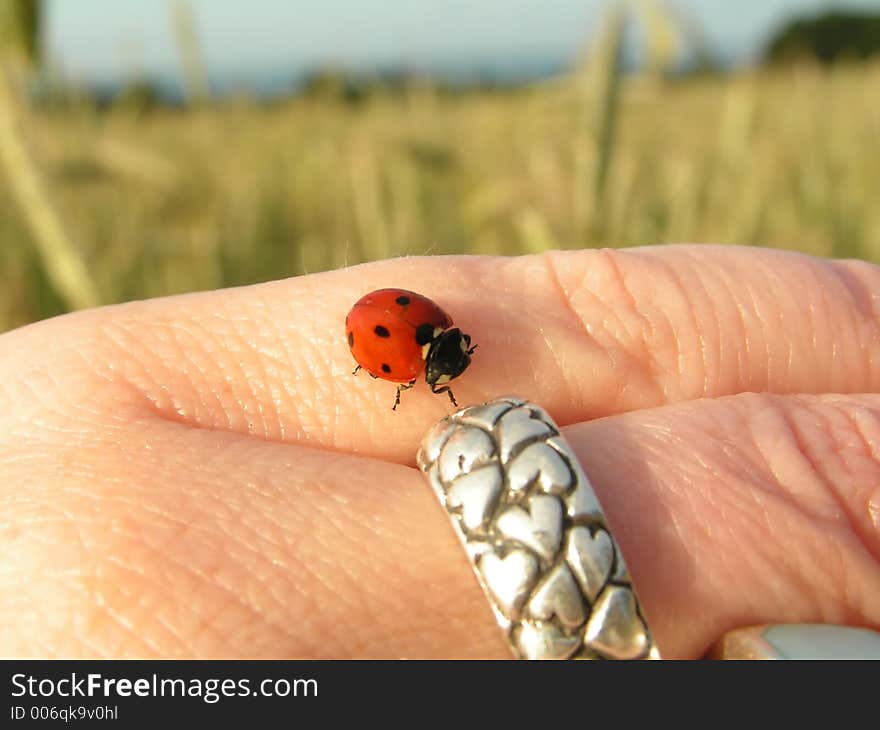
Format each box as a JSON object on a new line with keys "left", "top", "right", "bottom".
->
{"left": 0, "top": 0, "right": 99, "bottom": 311}
{"left": 171, "top": 0, "right": 211, "bottom": 104}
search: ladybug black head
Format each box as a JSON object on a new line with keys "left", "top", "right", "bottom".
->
{"left": 425, "top": 328, "right": 474, "bottom": 386}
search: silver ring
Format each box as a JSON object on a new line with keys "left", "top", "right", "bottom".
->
{"left": 417, "top": 395, "right": 660, "bottom": 660}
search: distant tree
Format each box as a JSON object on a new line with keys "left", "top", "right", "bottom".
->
{"left": 764, "top": 11, "right": 880, "bottom": 64}
{"left": 0, "top": 0, "right": 41, "bottom": 69}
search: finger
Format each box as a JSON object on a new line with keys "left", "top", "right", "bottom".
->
{"left": 4, "top": 246, "right": 880, "bottom": 462}
{"left": 2, "top": 390, "right": 878, "bottom": 658}
{"left": 0, "top": 416, "right": 506, "bottom": 658}
{"left": 570, "top": 392, "right": 880, "bottom": 658}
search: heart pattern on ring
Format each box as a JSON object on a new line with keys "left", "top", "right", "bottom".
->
{"left": 584, "top": 586, "right": 649, "bottom": 660}
{"left": 497, "top": 495, "right": 562, "bottom": 563}
{"left": 566, "top": 527, "right": 614, "bottom": 603}
{"left": 447, "top": 465, "right": 502, "bottom": 531}
{"left": 527, "top": 561, "right": 587, "bottom": 628}
{"left": 478, "top": 549, "right": 539, "bottom": 621}
{"left": 515, "top": 621, "right": 581, "bottom": 660}
{"left": 507, "top": 442, "right": 572, "bottom": 495}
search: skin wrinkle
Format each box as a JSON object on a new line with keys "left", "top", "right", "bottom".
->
{"left": 220, "top": 445, "right": 436, "bottom": 655}
{"left": 51, "top": 526, "right": 168, "bottom": 657}
{"left": 49, "top": 438, "right": 310, "bottom": 656}
{"left": 192, "top": 572, "right": 293, "bottom": 655}
{"left": 96, "top": 580, "right": 182, "bottom": 657}
{"left": 768, "top": 260, "right": 800, "bottom": 389}
{"left": 688, "top": 256, "right": 716, "bottom": 397}
{"left": 292, "top": 506, "right": 369, "bottom": 603}
{"left": 664, "top": 419, "right": 780, "bottom": 609}
{"left": 563, "top": 256, "right": 628, "bottom": 345}
{"left": 163, "top": 317, "right": 243, "bottom": 429}
{"left": 835, "top": 262, "right": 880, "bottom": 388}
{"left": 124, "top": 321, "right": 205, "bottom": 421}
{"left": 810, "top": 274, "right": 832, "bottom": 389}
{"left": 652, "top": 253, "right": 702, "bottom": 399}
{"left": 198, "top": 319, "right": 267, "bottom": 434}
{"left": 729, "top": 272, "right": 751, "bottom": 392}
{"left": 553, "top": 250, "right": 664, "bottom": 412}
{"left": 103, "top": 513, "right": 298, "bottom": 657}
{"left": 699, "top": 492, "right": 750, "bottom": 600}
{"left": 815, "top": 268, "right": 840, "bottom": 390}
{"left": 831, "top": 259, "right": 880, "bottom": 326}
{"left": 849, "top": 404, "right": 880, "bottom": 461}
{"left": 92, "top": 512, "right": 256, "bottom": 653}
{"left": 109, "top": 314, "right": 282, "bottom": 437}
{"left": 649, "top": 250, "right": 706, "bottom": 391}
{"left": 550, "top": 269, "right": 625, "bottom": 412}
{"left": 738, "top": 272, "right": 771, "bottom": 391}
{"left": 666, "top": 256, "right": 721, "bottom": 399}
{"left": 99, "top": 555, "right": 196, "bottom": 653}
{"left": 822, "top": 265, "right": 859, "bottom": 388}
{"left": 221, "top": 486, "right": 334, "bottom": 633}
{"left": 250, "top": 323, "right": 299, "bottom": 442}
{"left": 808, "top": 290, "right": 820, "bottom": 382}
{"left": 93, "top": 320, "right": 199, "bottom": 426}
{"left": 211, "top": 504, "right": 336, "bottom": 624}
{"left": 832, "top": 406, "right": 880, "bottom": 562}
{"left": 753, "top": 397, "right": 880, "bottom": 597}
{"left": 603, "top": 251, "right": 668, "bottom": 387}
{"left": 722, "top": 495, "right": 781, "bottom": 612}
{"left": 322, "top": 561, "right": 392, "bottom": 654}
{"left": 748, "top": 398, "right": 831, "bottom": 514}
{"left": 820, "top": 536, "right": 861, "bottom": 623}
{"left": 753, "top": 464, "right": 839, "bottom": 622}
{"left": 208, "top": 311, "right": 287, "bottom": 431}
{"left": 869, "top": 491, "right": 880, "bottom": 532}
{"left": 4, "top": 349, "right": 118, "bottom": 435}
{"left": 787, "top": 402, "right": 874, "bottom": 547}
{"left": 696, "top": 251, "right": 755, "bottom": 391}
{"left": 257, "top": 312, "right": 330, "bottom": 432}
{"left": 238, "top": 354, "right": 273, "bottom": 439}
{"left": 540, "top": 254, "right": 581, "bottom": 397}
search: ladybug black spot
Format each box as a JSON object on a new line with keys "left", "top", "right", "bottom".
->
{"left": 396, "top": 295, "right": 410, "bottom": 306}
{"left": 348, "top": 331, "right": 354, "bottom": 347}
{"left": 381, "top": 363, "right": 392, "bottom": 374}
{"left": 374, "top": 325, "right": 390, "bottom": 338}
{"left": 415, "top": 323, "right": 435, "bottom": 346}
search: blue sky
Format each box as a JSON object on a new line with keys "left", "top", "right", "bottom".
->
{"left": 46, "top": 0, "right": 880, "bottom": 85}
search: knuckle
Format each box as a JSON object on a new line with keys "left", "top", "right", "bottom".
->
{"left": 543, "top": 248, "right": 708, "bottom": 409}
{"left": 743, "top": 393, "right": 880, "bottom": 569}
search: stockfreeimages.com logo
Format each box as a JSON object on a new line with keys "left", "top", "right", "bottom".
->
{"left": 11, "top": 673, "right": 317, "bottom": 704}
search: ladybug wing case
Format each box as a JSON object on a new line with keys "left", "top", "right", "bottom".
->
{"left": 346, "top": 288, "right": 454, "bottom": 383}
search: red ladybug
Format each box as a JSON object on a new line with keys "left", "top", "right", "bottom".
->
{"left": 345, "top": 288, "right": 477, "bottom": 410}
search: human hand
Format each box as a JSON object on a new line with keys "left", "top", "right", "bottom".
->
{"left": 1, "top": 244, "right": 878, "bottom": 658}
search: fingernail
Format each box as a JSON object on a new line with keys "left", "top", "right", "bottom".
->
{"left": 710, "top": 624, "right": 880, "bottom": 660}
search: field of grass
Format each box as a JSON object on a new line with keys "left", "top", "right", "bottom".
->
{"left": 1, "top": 58, "right": 879, "bottom": 333}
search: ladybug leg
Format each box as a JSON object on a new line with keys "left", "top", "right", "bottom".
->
{"left": 353, "top": 365, "right": 379, "bottom": 379}
{"left": 430, "top": 384, "right": 458, "bottom": 408}
{"left": 463, "top": 334, "right": 478, "bottom": 356}
{"left": 393, "top": 380, "right": 416, "bottom": 411}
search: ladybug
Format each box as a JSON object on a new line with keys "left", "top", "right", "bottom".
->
{"left": 345, "top": 288, "right": 477, "bottom": 410}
